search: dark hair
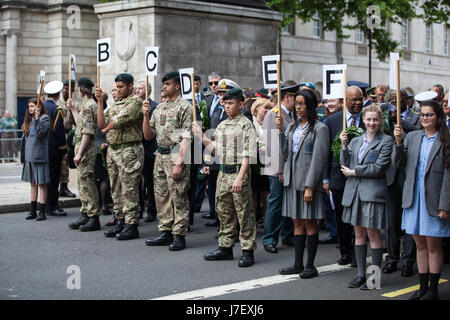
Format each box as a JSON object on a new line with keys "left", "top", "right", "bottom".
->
{"left": 420, "top": 100, "right": 450, "bottom": 168}
{"left": 79, "top": 86, "right": 93, "bottom": 98}
{"left": 243, "top": 88, "right": 255, "bottom": 110}
{"left": 295, "top": 89, "right": 318, "bottom": 131}
{"left": 22, "top": 98, "right": 47, "bottom": 136}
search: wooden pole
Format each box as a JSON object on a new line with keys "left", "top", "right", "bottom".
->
{"left": 342, "top": 69, "right": 347, "bottom": 130}
{"left": 145, "top": 75, "right": 149, "bottom": 101}
{"left": 396, "top": 59, "right": 401, "bottom": 126}
{"left": 276, "top": 60, "right": 282, "bottom": 133}
{"left": 68, "top": 56, "right": 72, "bottom": 100}
{"left": 97, "top": 66, "right": 100, "bottom": 88}
{"left": 36, "top": 80, "right": 44, "bottom": 112}
{"left": 191, "top": 73, "right": 197, "bottom": 122}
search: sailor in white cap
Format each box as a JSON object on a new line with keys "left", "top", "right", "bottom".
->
{"left": 43, "top": 80, "right": 67, "bottom": 217}
{"left": 414, "top": 90, "right": 438, "bottom": 103}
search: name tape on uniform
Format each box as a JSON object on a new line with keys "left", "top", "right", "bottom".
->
{"left": 179, "top": 67, "right": 194, "bottom": 100}
{"left": 323, "top": 64, "right": 347, "bottom": 99}
{"left": 261, "top": 55, "right": 279, "bottom": 89}
{"left": 97, "top": 38, "right": 111, "bottom": 66}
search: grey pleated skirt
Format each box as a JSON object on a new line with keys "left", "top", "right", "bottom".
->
{"left": 21, "top": 161, "right": 50, "bottom": 185}
{"left": 281, "top": 157, "right": 324, "bottom": 220}
{"left": 342, "top": 190, "right": 387, "bottom": 229}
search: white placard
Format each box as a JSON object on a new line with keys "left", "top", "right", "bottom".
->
{"left": 145, "top": 47, "right": 159, "bottom": 76}
{"left": 69, "top": 54, "right": 76, "bottom": 80}
{"left": 261, "top": 55, "right": 279, "bottom": 89}
{"left": 179, "top": 67, "right": 194, "bottom": 100}
{"left": 322, "top": 64, "right": 347, "bottom": 99}
{"left": 97, "top": 38, "right": 111, "bottom": 66}
{"left": 37, "top": 70, "right": 45, "bottom": 94}
{"left": 389, "top": 52, "right": 400, "bottom": 90}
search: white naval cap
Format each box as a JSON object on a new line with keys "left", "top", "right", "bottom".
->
{"left": 217, "top": 79, "right": 241, "bottom": 92}
{"left": 44, "top": 80, "right": 64, "bottom": 95}
{"left": 415, "top": 90, "right": 438, "bottom": 102}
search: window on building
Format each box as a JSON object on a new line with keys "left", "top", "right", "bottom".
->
{"left": 313, "top": 12, "right": 322, "bottom": 38}
{"left": 356, "top": 28, "right": 365, "bottom": 43}
{"left": 282, "top": 22, "right": 295, "bottom": 35}
{"left": 445, "top": 26, "right": 448, "bottom": 56}
{"left": 401, "top": 19, "right": 409, "bottom": 50}
{"left": 426, "top": 24, "right": 432, "bottom": 53}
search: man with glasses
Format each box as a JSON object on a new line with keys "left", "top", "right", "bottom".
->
{"left": 375, "top": 85, "right": 388, "bottom": 104}
{"left": 201, "top": 71, "right": 223, "bottom": 220}
{"left": 324, "top": 86, "right": 365, "bottom": 267}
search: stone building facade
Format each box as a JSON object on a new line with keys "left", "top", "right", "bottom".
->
{"left": 0, "top": 0, "right": 99, "bottom": 118}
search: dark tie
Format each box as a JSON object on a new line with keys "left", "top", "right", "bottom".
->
{"left": 350, "top": 115, "right": 356, "bottom": 127}
{"left": 447, "top": 118, "right": 450, "bottom": 130}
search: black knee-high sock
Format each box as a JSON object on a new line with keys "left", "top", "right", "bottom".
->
{"left": 418, "top": 273, "right": 429, "bottom": 294}
{"left": 429, "top": 273, "right": 441, "bottom": 296}
{"left": 31, "top": 201, "right": 37, "bottom": 213}
{"left": 39, "top": 203, "right": 46, "bottom": 214}
{"left": 355, "top": 244, "right": 367, "bottom": 278}
{"left": 294, "top": 235, "right": 306, "bottom": 269}
{"left": 306, "top": 233, "right": 319, "bottom": 268}
{"left": 371, "top": 248, "right": 384, "bottom": 268}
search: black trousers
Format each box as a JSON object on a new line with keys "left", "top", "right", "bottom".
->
{"left": 332, "top": 189, "right": 355, "bottom": 260}
{"left": 140, "top": 158, "right": 157, "bottom": 216}
{"left": 385, "top": 181, "right": 416, "bottom": 266}
{"left": 188, "top": 164, "right": 199, "bottom": 225}
{"left": 47, "top": 153, "right": 63, "bottom": 211}
{"left": 207, "top": 169, "right": 219, "bottom": 219}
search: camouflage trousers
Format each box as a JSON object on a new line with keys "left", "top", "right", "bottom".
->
{"left": 107, "top": 143, "right": 144, "bottom": 225}
{"left": 75, "top": 145, "right": 99, "bottom": 217}
{"left": 216, "top": 170, "right": 257, "bottom": 250}
{"left": 153, "top": 153, "right": 190, "bottom": 236}
{"left": 60, "top": 154, "right": 69, "bottom": 184}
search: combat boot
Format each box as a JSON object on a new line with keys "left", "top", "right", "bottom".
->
{"left": 80, "top": 215, "right": 101, "bottom": 232}
{"left": 204, "top": 247, "right": 234, "bottom": 261}
{"left": 115, "top": 224, "right": 139, "bottom": 240}
{"left": 69, "top": 213, "right": 89, "bottom": 230}
{"left": 59, "top": 183, "right": 76, "bottom": 198}
{"left": 36, "top": 211, "right": 46, "bottom": 221}
{"left": 169, "top": 235, "right": 186, "bottom": 251}
{"left": 104, "top": 219, "right": 124, "bottom": 237}
{"left": 145, "top": 231, "right": 173, "bottom": 246}
{"left": 238, "top": 250, "right": 254, "bottom": 267}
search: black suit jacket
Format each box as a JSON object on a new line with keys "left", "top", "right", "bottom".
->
{"left": 325, "top": 110, "right": 366, "bottom": 191}
{"left": 44, "top": 99, "right": 66, "bottom": 157}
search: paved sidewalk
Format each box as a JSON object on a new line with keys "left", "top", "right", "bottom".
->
{"left": 0, "top": 162, "right": 80, "bottom": 214}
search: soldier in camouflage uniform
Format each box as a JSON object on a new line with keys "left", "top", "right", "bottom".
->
{"left": 193, "top": 87, "right": 258, "bottom": 267}
{"left": 96, "top": 73, "right": 144, "bottom": 240}
{"left": 67, "top": 77, "right": 100, "bottom": 231}
{"left": 58, "top": 80, "right": 76, "bottom": 198}
{"left": 143, "top": 71, "right": 193, "bottom": 251}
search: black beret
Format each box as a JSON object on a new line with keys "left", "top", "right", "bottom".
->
{"left": 162, "top": 71, "right": 180, "bottom": 83}
{"left": 77, "top": 77, "right": 95, "bottom": 88}
{"left": 223, "top": 88, "right": 244, "bottom": 101}
{"left": 115, "top": 73, "right": 134, "bottom": 84}
{"left": 63, "top": 79, "right": 76, "bottom": 87}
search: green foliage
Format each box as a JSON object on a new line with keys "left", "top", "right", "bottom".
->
{"left": 331, "top": 126, "right": 364, "bottom": 162}
{"left": 266, "top": 0, "right": 449, "bottom": 62}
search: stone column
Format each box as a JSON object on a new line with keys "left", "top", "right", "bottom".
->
{"left": 4, "top": 30, "right": 18, "bottom": 117}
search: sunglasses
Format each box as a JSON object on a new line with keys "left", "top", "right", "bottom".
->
{"left": 420, "top": 113, "right": 436, "bottom": 119}
{"left": 209, "top": 81, "right": 219, "bottom": 86}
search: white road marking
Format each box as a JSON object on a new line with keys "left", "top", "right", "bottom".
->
{"left": 152, "top": 262, "right": 354, "bottom": 300}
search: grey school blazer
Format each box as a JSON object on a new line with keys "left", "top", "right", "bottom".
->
{"left": 340, "top": 132, "right": 394, "bottom": 206}
{"left": 280, "top": 120, "right": 329, "bottom": 191}
{"left": 25, "top": 114, "right": 50, "bottom": 163}
{"left": 394, "top": 130, "right": 450, "bottom": 217}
